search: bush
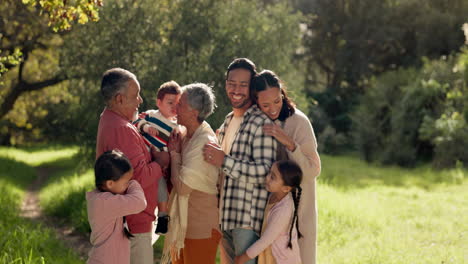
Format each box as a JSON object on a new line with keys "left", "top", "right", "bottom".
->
{"left": 352, "top": 49, "right": 468, "bottom": 168}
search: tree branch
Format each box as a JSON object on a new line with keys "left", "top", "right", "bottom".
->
{"left": 0, "top": 75, "right": 66, "bottom": 119}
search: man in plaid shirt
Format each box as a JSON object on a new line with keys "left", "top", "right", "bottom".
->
{"left": 203, "top": 58, "right": 277, "bottom": 264}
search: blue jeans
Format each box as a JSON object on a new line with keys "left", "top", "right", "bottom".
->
{"left": 221, "top": 228, "right": 259, "bottom": 264}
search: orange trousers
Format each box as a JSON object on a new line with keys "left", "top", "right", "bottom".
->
{"left": 171, "top": 229, "right": 221, "bottom": 264}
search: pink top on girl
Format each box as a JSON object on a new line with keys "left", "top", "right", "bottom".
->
{"left": 246, "top": 193, "right": 301, "bottom": 264}
{"left": 86, "top": 180, "right": 146, "bottom": 264}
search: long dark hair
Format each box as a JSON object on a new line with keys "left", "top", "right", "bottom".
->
{"left": 94, "top": 149, "right": 134, "bottom": 238}
{"left": 277, "top": 160, "right": 303, "bottom": 249}
{"left": 252, "top": 70, "right": 296, "bottom": 121}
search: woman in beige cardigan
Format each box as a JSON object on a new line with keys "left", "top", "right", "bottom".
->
{"left": 162, "top": 83, "right": 220, "bottom": 264}
{"left": 252, "top": 70, "right": 321, "bottom": 264}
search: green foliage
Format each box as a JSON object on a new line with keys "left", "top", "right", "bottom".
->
{"left": 316, "top": 125, "right": 348, "bottom": 154}
{"left": 353, "top": 50, "right": 468, "bottom": 167}
{"left": 0, "top": 0, "right": 102, "bottom": 145}
{"left": 418, "top": 50, "right": 468, "bottom": 168}
{"left": 59, "top": 0, "right": 303, "bottom": 159}
{"left": 0, "top": 49, "right": 22, "bottom": 80}
{"left": 22, "top": 0, "right": 102, "bottom": 32}
{"left": 0, "top": 0, "right": 69, "bottom": 144}
{"left": 299, "top": 0, "right": 468, "bottom": 151}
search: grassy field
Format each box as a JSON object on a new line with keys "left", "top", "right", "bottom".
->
{"left": 1, "top": 146, "right": 467, "bottom": 263}
{"left": 318, "top": 155, "right": 467, "bottom": 264}
{"left": 0, "top": 146, "right": 83, "bottom": 264}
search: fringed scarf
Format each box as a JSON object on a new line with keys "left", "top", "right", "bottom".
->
{"left": 161, "top": 121, "right": 219, "bottom": 263}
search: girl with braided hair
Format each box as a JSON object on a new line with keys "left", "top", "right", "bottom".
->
{"left": 235, "top": 160, "right": 303, "bottom": 264}
{"left": 252, "top": 69, "right": 321, "bottom": 264}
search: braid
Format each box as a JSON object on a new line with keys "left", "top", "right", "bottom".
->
{"left": 288, "top": 187, "right": 303, "bottom": 249}
{"left": 287, "top": 188, "right": 297, "bottom": 248}
{"left": 276, "top": 160, "right": 303, "bottom": 249}
{"left": 296, "top": 186, "right": 303, "bottom": 239}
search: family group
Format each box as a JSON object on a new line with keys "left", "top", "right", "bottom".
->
{"left": 86, "top": 58, "right": 321, "bottom": 264}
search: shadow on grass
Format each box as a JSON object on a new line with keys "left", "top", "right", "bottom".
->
{"left": 0, "top": 156, "right": 36, "bottom": 189}
{"left": 38, "top": 153, "right": 92, "bottom": 185}
{"left": 44, "top": 187, "right": 92, "bottom": 234}
{"left": 319, "top": 155, "right": 466, "bottom": 190}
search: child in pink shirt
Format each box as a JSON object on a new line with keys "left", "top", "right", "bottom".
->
{"left": 86, "top": 150, "right": 147, "bottom": 264}
{"left": 235, "top": 160, "right": 303, "bottom": 264}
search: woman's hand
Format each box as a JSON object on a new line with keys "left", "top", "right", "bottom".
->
{"left": 167, "top": 130, "right": 182, "bottom": 153}
{"left": 202, "top": 142, "right": 225, "bottom": 167}
{"left": 263, "top": 123, "right": 296, "bottom": 151}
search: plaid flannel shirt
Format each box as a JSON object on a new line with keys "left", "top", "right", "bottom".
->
{"left": 218, "top": 105, "right": 277, "bottom": 234}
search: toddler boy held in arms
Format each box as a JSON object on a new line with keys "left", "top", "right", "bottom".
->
{"left": 133, "top": 80, "right": 182, "bottom": 234}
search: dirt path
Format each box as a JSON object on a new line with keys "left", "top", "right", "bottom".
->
{"left": 20, "top": 167, "right": 91, "bottom": 261}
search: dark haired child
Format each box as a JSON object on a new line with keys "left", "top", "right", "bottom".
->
{"left": 235, "top": 160, "right": 303, "bottom": 264}
{"left": 86, "top": 150, "right": 147, "bottom": 264}
{"left": 133, "top": 80, "right": 182, "bottom": 234}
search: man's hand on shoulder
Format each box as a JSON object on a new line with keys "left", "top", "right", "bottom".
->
{"left": 203, "top": 142, "right": 225, "bottom": 168}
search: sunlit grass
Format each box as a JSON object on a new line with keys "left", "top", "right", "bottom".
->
{"left": 0, "top": 145, "right": 79, "bottom": 167}
{"left": 317, "top": 154, "right": 468, "bottom": 264}
{"left": 0, "top": 147, "right": 83, "bottom": 264}
{"left": 40, "top": 169, "right": 94, "bottom": 233}
{"left": 320, "top": 154, "right": 466, "bottom": 188}
{"left": 2, "top": 146, "right": 467, "bottom": 263}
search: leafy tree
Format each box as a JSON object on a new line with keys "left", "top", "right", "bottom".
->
{"left": 59, "top": 0, "right": 303, "bottom": 157}
{"left": 22, "top": 0, "right": 102, "bottom": 32}
{"left": 296, "top": 0, "right": 468, "bottom": 147}
{"left": 0, "top": 0, "right": 102, "bottom": 121}
{"left": 0, "top": 0, "right": 67, "bottom": 122}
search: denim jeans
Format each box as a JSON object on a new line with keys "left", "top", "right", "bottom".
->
{"left": 221, "top": 228, "right": 259, "bottom": 264}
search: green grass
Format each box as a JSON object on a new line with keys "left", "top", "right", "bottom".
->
{"left": 0, "top": 146, "right": 83, "bottom": 264}
{"left": 0, "top": 145, "right": 80, "bottom": 167}
{"left": 318, "top": 155, "right": 468, "bottom": 264}
{"left": 2, "top": 146, "right": 467, "bottom": 263}
{"left": 39, "top": 168, "right": 94, "bottom": 233}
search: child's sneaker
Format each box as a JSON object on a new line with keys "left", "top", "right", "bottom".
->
{"left": 155, "top": 215, "right": 169, "bottom": 235}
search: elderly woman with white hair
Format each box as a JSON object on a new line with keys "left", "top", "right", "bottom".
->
{"left": 161, "top": 83, "right": 220, "bottom": 264}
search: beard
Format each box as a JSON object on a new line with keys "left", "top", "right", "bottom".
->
{"left": 230, "top": 97, "right": 251, "bottom": 109}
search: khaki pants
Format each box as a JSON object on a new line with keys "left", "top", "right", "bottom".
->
{"left": 130, "top": 232, "right": 153, "bottom": 264}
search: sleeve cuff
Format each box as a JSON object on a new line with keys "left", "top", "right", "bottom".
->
{"left": 221, "top": 155, "right": 234, "bottom": 176}
{"left": 286, "top": 142, "right": 299, "bottom": 156}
